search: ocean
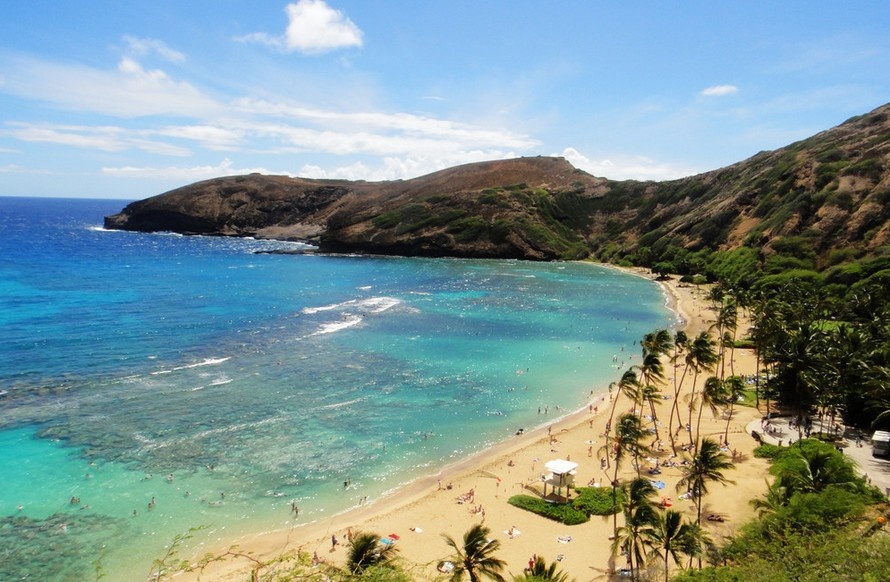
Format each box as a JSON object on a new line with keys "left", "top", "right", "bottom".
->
{"left": 0, "top": 196, "right": 676, "bottom": 580}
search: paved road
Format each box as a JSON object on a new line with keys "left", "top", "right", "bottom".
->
{"left": 745, "top": 415, "right": 890, "bottom": 498}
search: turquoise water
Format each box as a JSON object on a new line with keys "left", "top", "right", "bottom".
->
{"left": 0, "top": 197, "right": 675, "bottom": 580}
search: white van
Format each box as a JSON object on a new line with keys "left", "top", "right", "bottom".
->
{"left": 873, "top": 431, "right": 890, "bottom": 457}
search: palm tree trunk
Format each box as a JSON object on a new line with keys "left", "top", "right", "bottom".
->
{"left": 695, "top": 400, "right": 705, "bottom": 446}
{"left": 723, "top": 400, "right": 734, "bottom": 443}
{"left": 648, "top": 395, "right": 660, "bottom": 442}
{"left": 687, "top": 371, "right": 699, "bottom": 448}
{"left": 668, "top": 364, "right": 690, "bottom": 455}
{"left": 603, "top": 382, "right": 622, "bottom": 470}
{"left": 754, "top": 351, "right": 761, "bottom": 410}
{"left": 695, "top": 496, "right": 703, "bottom": 569}
{"left": 729, "top": 332, "right": 737, "bottom": 378}
{"left": 612, "top": 462, "right": 620, "bottom": 541}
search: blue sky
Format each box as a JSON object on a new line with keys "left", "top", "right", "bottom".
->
{"left": 1, "top": 1, "right": 888, "bottom": 199}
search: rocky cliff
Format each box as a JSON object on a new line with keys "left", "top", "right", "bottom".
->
{"left": 105, "top": 102, "right": 890, "bottom": 265}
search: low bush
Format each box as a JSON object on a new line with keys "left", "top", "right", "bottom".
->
{"left": 571, "top": 486, "right": 623, "bottom": 516}
{"left": 508, "top": 486, "right": 624, "bottom": 525}
{"left": 507, "top": 495, "right": 589, "bottom": 525}
{"left": 752, "top": 443, "right": 782, "bottom": 459}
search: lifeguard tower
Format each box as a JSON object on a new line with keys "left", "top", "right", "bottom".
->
{"left": 541, "top": 459, "right": 578, "bottom": 501}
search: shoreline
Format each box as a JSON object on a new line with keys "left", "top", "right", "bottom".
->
{"left": 177, "top": 265, "right": 766, "bottom": 581}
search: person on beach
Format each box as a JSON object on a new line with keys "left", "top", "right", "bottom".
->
{"left": 331, "top": 534, "right": 338, "bottom": 549}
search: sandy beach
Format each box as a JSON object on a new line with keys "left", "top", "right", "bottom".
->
{"left": 178, "top": 268, "right": 772, "bottom": 581}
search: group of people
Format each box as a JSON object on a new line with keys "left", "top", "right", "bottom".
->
{"left": 330, "top": 528, "right": 355, "bottom": 549}
{"left": 455, "top": 488, "right": 475, "bottom": 504}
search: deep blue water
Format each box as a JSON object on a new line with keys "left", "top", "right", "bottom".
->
{"left": 0, "top": 196, "right": 675, "bottom": 580}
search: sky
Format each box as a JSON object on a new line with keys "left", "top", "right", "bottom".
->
{"left": 1, "top": 1, "right": 889, "bottom": 199}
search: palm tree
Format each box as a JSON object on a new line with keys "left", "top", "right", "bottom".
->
{"left": 693, "top": 376, "right": 726, "bottom": 446}
{"left": 602, "top": 370, "right": 641, "bottom": 470}
{"left": 749, "top": 479, "right": 791, "bottom": 517}
{"left": 607, "top": 414, "right": 652, "bottom": 543}
{"left": 638, "top": 330, "right": 671, "bottom": 438}
{"left": 721, "top": 375, "right": 745, "bottom": 444}
{"left": 641, "top": 329, "right": 673, "bottom": 363}
{"left": 676, "top": 438, "right": 735, "bottom": 528}
{"left": 667, "top": 330, "right": 689, "bottom": 454}
{"left": 712, "top": 297, "right": 738, "bottom": 380}
{"left": 512, "top": 556, "right": 573, "bottom": 581}
{"left": 612, "top": 478, "right": 659, "bottom": 581}
{"left": 748, "top": 292, "right": 789, "bottom": 417}
{"left": 766, "top": 321, "right": 827, "bottom": 441}
{"left": 684, "top": 332, "right": 719, "bottom": 447}
{"left": 640, "top": 382, "right": 663, "bottom": 442}
{"left": 675, "top": 522, "right": 712, "bottom": 570}
{"left": 649, "top": 509, "right": 694, "bottom": 581}
{"left": 747, "top": 296, "right": 767, "bottom": 411}
{"left": 777, "top": 445, "right": 858, "bottom": 496}
{"left": 441, "top": 524, "right": 506, "bottom": 582}
{"left": 706, "top": 286, "right": 724, "bottom": 314}
{"left": 346, "top": 531, "right": 399, "bottom": 574}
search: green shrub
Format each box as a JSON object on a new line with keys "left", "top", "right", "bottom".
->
{"left": 753, "top": 443, "right": 782, "bottom": 459}
{"left": 507, "top": 495, "right": 590, "bottom": 525}
{"left": 815, "top": 147, "right": 844, "bottom": 163}
{"left": 446, "top": 216, "right": 486, "bottom": 241}
{"left": 775, "top": 487, "right": 866, "bottom": 529}
{"left": 372, "top": 210, "right": 403, "bottom": 229}
{"left": 478, "top": 189, "right": 504, "bottom": 204}
{"left": 571, "top": 486, "right": 624, "bottom": 516}
{"left": 843, "top": 157, "right": 883, "bottom": 181}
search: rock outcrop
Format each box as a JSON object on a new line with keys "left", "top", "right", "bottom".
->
{"left": 105, "top": 157, "right": 606, "bottom": 260}
{"left": 106, "top": 102, "right": 890, "bottom": 265}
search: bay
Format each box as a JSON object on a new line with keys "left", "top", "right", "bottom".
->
{"left": 0, "top": 197, "right": 675, "bottom": 580}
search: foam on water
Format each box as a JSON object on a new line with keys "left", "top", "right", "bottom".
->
{"left": 150, "top": 357, "right": 231, "bottom": 375}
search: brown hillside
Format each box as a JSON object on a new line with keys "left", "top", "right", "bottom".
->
{"left": 105, "top": 102, "right": 890, "bottom": 265}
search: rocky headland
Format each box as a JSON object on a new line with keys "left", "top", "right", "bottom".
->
{"left": 106, "top": 102, "right": 890, "bottom": 264}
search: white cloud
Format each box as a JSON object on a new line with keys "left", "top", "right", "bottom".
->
{"left": 558, "top": 147, "right": 701, "bottom": 181}
{"left": 5, "top": 122, "right": 192, "bottom": 156}
{"left": 700, "top": 84, "right": 738, "bottom": 97}
{"left": 232, "top": 97, "right": 538, "bottom": 150}
{"left": 0, "top": 163, "right": 51, "bottom": 174}
{"left": 238, "top": 0, "right": 363, "bottom": 55}
{"left": 0, "top": 48, "right": 543, "bottom": 180}
{"left": 123, "top": 35, "right": 185, "bottom": 63}
{"left": 284, "top": 0, "right": 363, "bottom": 53}
{"left": 101, "top": 158, "right": 288, "bottom": 180}
{"left": 0, "top": 53, "right": 218, "bottom": 118}
{"left": 300, "top": 150, "right": 519, "bottom": 182}
{"left": 154, "top": 124, "right": 245, "bottom": 150}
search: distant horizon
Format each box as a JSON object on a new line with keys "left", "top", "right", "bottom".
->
{"left": 0, "top": 194, "right": 135, "bottom": 201}
{"left": 2, "top": 1, "right": 889, "bottom": 198}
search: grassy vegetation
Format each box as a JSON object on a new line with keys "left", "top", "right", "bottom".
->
{"left": 507, "top": 486, "right": 624, "bottom": 525}
{"left": 508, "top": 495, "right": 590, "bottom": 525}
{"left": 673, "top": 440, "right": 890, "bottom": 582}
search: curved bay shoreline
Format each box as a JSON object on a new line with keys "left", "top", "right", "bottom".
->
{"left": 174, "top": 264, "right": 770, "bottom": 581}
